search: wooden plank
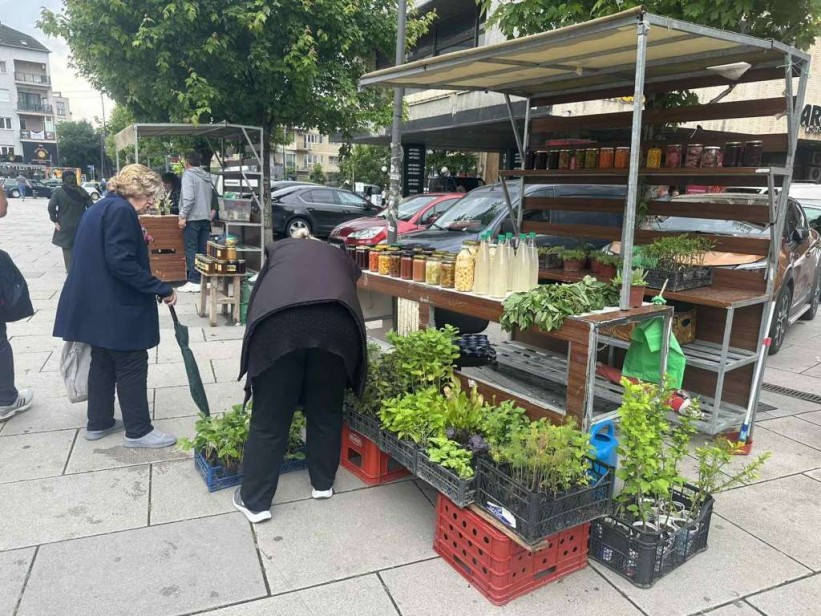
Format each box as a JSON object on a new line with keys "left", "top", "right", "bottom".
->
{"left": 453, "top": 372, "right": 565, "bottom": 425}
{"left": 469, "top": 504, "right": 555, "bottom": 552}
{"left": 502, "top": 167, "right": 783, "bottom": 188}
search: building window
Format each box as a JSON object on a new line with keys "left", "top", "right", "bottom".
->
{"left": 303, "top": 133, "right": 322, "bottom": 148}
{"left": 328, "top": 156, "right": 339, "bottom": 166}
{"left": 0, "top": 146, "right": 14, "bottom": 156}
{"left": 304, "top": 154, "right": 322, "bottom": 167}
{"left": 19, "top": 118, "right": 26, "bottom": 130}
{"left": 0, "top": 89, "right": 9, "bottom": 103}
{"left": 0, "top": 118, "right": 11, "bottom": 130}
{"left": 285, "top": 153, "right": 296, "bottom": 168}
{"left": 56, "top": 102, "right": 65, "bottom": 117}
{"left": 0, "top": 62, "right": 6, "bottom": 74}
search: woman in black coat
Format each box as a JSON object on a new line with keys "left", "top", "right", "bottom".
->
{"left": 234, "top": 231, "right": 367, "bottom": 523}
{"left": 48, "top": 171, "right": 93, "bottom": 271}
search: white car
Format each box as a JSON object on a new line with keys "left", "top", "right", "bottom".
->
{"left": 82, "top": 182, "right": 102, "bottom": 201}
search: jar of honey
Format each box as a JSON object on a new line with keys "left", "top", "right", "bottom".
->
{"left": 614, "top": 147, "right": 630, "bottom": 169}
{"left": 412, "top": 255, "right": 426, "bottom": 282}
{"left": 599, "top": 147, "right": 615, "bottom": 169}
{"left": 646, "top": 147, "right": 662, "bottom": 169}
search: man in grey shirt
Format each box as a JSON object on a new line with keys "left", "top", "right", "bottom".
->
{"left": 177, "top": 151, "right": 216, "bottom": 293}
{"left": 15, "top": 174, "right": 30, "bottom": 201}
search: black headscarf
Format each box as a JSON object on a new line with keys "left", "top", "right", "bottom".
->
{"left": 61, "top": 171, "right": 90, "bottom": 202}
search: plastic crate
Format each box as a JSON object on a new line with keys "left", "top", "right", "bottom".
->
{"left": 646, "top": 266, "right": 713, "bottom": 291}
{"left": 340, "top": 424, "right": 410, "bottom": 486}
{"left": 475, "top": 457, "right": 614, "bottom": 545}
{"left": 378, "top": 430, "right": 419, "bottom": 473}
{"left": 434, "top": 495, "right": 590, "bottom": 605}
{"left": 589, "top": 485, "right": 714, "bottom": 588}
{"left": 194, "top": 447, "right": 308, "bottom": 492}
{"left": 222, "top": 198, "right": 253, "bottom": 222}
{"left": 343, "top": 406, "right": 382, "bottom": 443}
{"left": 539, "top": 252, "right": 562, "bottom": 269}
{"left": 417, "top": 451, "right": 476, "bottom": 507}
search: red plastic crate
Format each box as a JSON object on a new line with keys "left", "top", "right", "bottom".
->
{"left": 340, "top": 424, "right": 410, "bottom": 486}
{"left": 434, "top": 495, "right": 589, "bottom": 605}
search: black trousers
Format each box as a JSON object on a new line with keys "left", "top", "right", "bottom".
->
{"left": 241, "top": 349, "right": 348, "bottom": 512}
{"left": 0, "top": 321, "right": 17, "bottom": 406}
{"left": 87, "top": 346, "right": 153, "bottom": 439}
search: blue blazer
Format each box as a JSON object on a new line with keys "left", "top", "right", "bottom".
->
{"left": 54, "top": 195, "right": 173, "bottom": 351}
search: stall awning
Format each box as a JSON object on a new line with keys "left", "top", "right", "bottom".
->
{"left": 360, "top": 8, "right": 808, "bottom": 105}
{"left": 112, "top": 122, "right": 263, "bottom": 153}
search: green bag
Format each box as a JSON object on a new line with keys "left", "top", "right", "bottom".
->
{"left": 622, "top": 318, "right": 686, "bottom": 389}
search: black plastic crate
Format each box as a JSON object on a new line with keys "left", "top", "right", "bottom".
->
{"left": 475, "top": 457, "right": 614, "bottom": 545}
{"left": 589, "top": 485, "right": 714, "bottom": 588}
{"left": 539, "top": 252, "right": 563, "bottom": 269}
{"left": 646, "top": 266, "right": 713, "bottom": 291}
{"left": 378, "top": 431, "right": 419, "bottom": 473}
{"left": 343, "top": 406, "right": 382, "bottom": 443}
{"left": 417, "top": 452, "right": 476, "bottom": 507}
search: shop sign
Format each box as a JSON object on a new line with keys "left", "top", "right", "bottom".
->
{"left": 800, "top": 104, "right": 821, "bottom": 133}
{"left": 22, "top": 142, "right": 58, "bottom": 166}
{"left": 403, "top": 144, "right": 425, "bottom": 196}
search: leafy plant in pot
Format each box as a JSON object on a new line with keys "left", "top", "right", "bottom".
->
{"left": 642, "top": 235, "right": 715, "bottom": 291}
{"left": 592, "top": 253, "right": 621, "bottom": 281}
{"left": 612, "top": 267, "right": 647, "bottom": 308}
{"left": 557, "top": 247, "right": 587, "bottom": 272}
{"left": 537, "top": 246, "right": 562, "bottom": 269}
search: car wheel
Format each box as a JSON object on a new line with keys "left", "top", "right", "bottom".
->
{"left": 800, "top": 270, "right": 820, "bottom": 321}
{"left": 287, "top": 217, "right": 312, "bottom": 238}
{"left": 768, "top": 285, "right": 793, "bottom": 355}
{"left": 90, "top": 192, "right": 100, "bottom": 202}
{"left": 9, "top": 189, "right": 19, "bottom": 198}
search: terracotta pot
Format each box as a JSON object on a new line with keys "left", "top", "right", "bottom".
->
{"left": 590, "top": 259, "right": 602, "bottom": 274}
{"left": 598, "top": 264, "right": 617, "bottom": 281}
{"left": 629, "top": 285, "right": 646, "bottom": 308}
{"left": 563, "top": 258, "right": 585, "bottom": 272}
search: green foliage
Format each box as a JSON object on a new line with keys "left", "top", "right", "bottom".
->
{"left": 479, "top": 399, "right": 530, "bottom": 450}
{"left": 426, "top": 436, "right": 475, "bottom": 479}
{"left": 690, "top": 439, "right": 770, "bottom": 513}
{"left": 591, "top": 253, "right": 621, "bottom": 268}
{"left": 612, "top": 267, "right": 648, "bottom": 287}
{"left": 309, "top": 164, "right": 326, "bottom": 184}
{"left": 338, "top": 144, "right": 390, "bottom": 188}
{"left": 440, "top": 378, "right": 486, "bottom": 438}
{"left": 379, "top": 386, "right": 446, "bottom": 445}
{"left": 386, "top": 326, "right": 460, "bottom": 392}
{"left": 425, "top": 150, "right": 479, "bottom": 177}
{"left": 57, "top": 120, "right": 102, "bottom": 170}
{"left": 501, "top": 276, "right": 619, "bottom": 333}
{"left": 642, "top": 235, "right": 715, "bottom": 271}
{"left": 556, "top": 247, "right": 587, "bottom": 261}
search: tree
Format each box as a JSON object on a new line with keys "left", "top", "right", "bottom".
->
{"left": 309, "top": 164, "right": 326, "bottom": 184}
{"left": 425, "top": 150, "right": 478, "bottom": 177}
{"left": 480, "top": 0, "right": 821, "bottom": 49}
{"left": 41, "top": 1, "right": 433, "bottom": 243}
{"left": 338, "top": 145, "right": 390, "bottom": 188}
{"left": 57, "top": 120, "right": 100, "bottom": 170}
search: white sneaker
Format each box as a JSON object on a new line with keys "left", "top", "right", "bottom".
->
{"left": 178, "top": 282, "right": 201, "bottom": 293}
{"left": 85, "top": 418, "right": 124, "bottom": 441}
{"left": 233, "top": 488, "right": 272, "bottom": 524}
{"left": 0, "top": 389, "right": 33, "bottom": 421}
{"left": 123, "top": 428, "right": 177, "bottom": 448}
{"left": 311, "top": 487, "right": 334, "bottom": 500}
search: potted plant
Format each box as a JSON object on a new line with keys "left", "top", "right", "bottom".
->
{"left": 558, "top": 247, "right": 587, "bottom": 272}
{"left": 592, "top": 253, "right": 621, "bottom": 281}
{"left": 642, "top": 235, "right": 714, "bottom": 291}
{"left": 538, "top": 246, "right": 562, "bottom": 269}
{"left": 613, "top": 267, "right": 647, "bottom": 308}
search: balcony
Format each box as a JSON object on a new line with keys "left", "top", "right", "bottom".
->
{"left": 14, "top": 72, "right": 50, "bottom": 86}
{"left": 17, "top": 102, "right": 54, "bottom": 115}
{"left": 20, "top": 129, "right": 56, "bottom": 141}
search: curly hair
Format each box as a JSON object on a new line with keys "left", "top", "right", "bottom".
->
{"left": 107, "top": 164, "right": 164, "bottom": 201}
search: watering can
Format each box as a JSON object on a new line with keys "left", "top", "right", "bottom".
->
{"left": 590, "top": 420, "right": 618, "bottom": 468}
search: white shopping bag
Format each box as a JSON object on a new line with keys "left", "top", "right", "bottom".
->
{"left": 60, "top": 341, "right": 91, "bottom": 403}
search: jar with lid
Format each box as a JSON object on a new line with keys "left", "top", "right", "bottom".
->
{"left": 535, "top": 151, "right": 548, "bottom": 169}
{"left": 585, "top": 148, "right": 599, "bottom": 169}
{"left": 369, "top": 246, "right": 382, "bottom": 271}
{"left": 440, "top": 258, "right": 456, "bottom": 288}
{"left": 665, "top": 144, "right": 683, "bottom": 168}
{"left": 412, "top": 255, "right": 426, "bottom": 282}
{"left": 400, "top": 252, "right": 413, "bottom": 279}
{"left": 723, "top": 142, "right": 743, "bottom": 168}
{"left": 225, "top": 245, "right": 238, "bottom": 260}
{"left": 599, "top": 147, "right": 615, "bottom": 169}
{"left": 646, "top": 147, "right": 663, "bottom": 169}
{"left": 743, "top": 140, "right": 763, "bottom": 167}
{"left": 425, "top": 256, "right": 441, "bottom": 285}
{"left": 455, "top": 242, "right": 476, "bottom": 292}
{"left": 614, "top": 147, "right": 630, "bottom": 169}
{"left": 558, "top": 149, "right": 571, "bottom": 170}
{"left": 356, "top": 246, "right": 369, "bottom": 270}
{"left": 378, "top": 248, "right": 392, "bottom": 276}
{"left": 701, "top": 146, "right": 721, "bottom": 168}
{"left": 547, "top": 150, "right": 560, "bottom": 170}
{"left": 685, "top": 144, "right": 703, "bottom": 168}
{"left": 389, "top": 249, "right": 402, "bottom": 278}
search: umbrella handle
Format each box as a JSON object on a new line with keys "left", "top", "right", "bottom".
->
{"left": 168, "top": 304, "right": 180, "bottom": 325}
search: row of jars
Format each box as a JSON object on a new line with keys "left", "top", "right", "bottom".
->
{"left": 523, "top": 140, "right": 763, "bottom": 171}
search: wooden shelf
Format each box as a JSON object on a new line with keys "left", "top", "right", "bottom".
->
{"left": 501, "top": 166, "right": 787, "bottom": 187}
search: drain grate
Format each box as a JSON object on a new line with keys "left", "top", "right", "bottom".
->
{"left": 761, "top": 382, "right": 821, "bottom": 405}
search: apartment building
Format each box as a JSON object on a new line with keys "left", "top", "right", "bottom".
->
{"left": 273, "top": 128, "right": 342, "bottom": 181}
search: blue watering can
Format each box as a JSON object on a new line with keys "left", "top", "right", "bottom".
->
{"left": 590, "top": 420, "right": 618, "bottom": 468}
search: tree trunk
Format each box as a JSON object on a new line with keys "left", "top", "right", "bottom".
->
{"left": 262, "top": 119, "right": 274, "bottom": 247}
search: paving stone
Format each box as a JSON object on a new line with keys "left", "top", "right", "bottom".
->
{"left": 381, "top": 558, "right": 642, "bottom": 615}
{"left": 6, "top": 320, "right": 60, "bottom": 337}
{"left": 211, "top": 357, "right": 241, "bottom": 382}
{"left": 592, "top": 514, "right": 810, "bottom": 615}
{"left": 758, "top": 416, "right": 821, "bottom": 451}
{"left": 767, "top": 348, "right": 821, "bottom": 374}
{"left": 806, "top": 469, "right": 821, "bottom": 482}
{"left": 764, "top": 368, "right": 821, "bottom": 397}
{"left": 413, "top": 479, "right": 438, "bottom": 506}
{"left": 203, "top": 326, "right": 246, "bottom": 341}
{"left": 0, "top": 396, "right": 88, "bottom": 435}
{"left": 747, "top": 574, "right": 821, "bottom": 615}
{"left": 12, "top": 351, "right": 50, "bottom": 374}
{"left": 798, "top": 410, "right": 821, "bottom": 426}
{"left": 17, "top": 513, "right": 266, "bottom": 616}
{"left": 154, "top": 381, "right": 247, "bottom": 419}
{"left": 26, "top": 290, "right": 57, "bottom": 300}
{"left": 757, "top": 391, "right": 821, "bottom": 417}
{"left": 150, "top": 458, "right": 369, "bottom": 524}
{"left": 0, "top": 547, "right": 35, "bottom": 616}
{"left": 718, "top": 475, "right": 821, "bottom": 571}
{"left": 147, "top": 361, "right": 215, "bottom": 389}
{"left": 156, "top": 338, "right": 242, "bottom": 364}
{"left": 64, "top": 417, "right": 195, "bottom": 474}
{"left": 10, "top": 370, "right": 72, "bottom": 399}
{"left": 255, "top": 481, "right": 435, "bottom": 593}
{"left": 802, "top": 363, "right": 821, "bottom": 379}
{"left": 703, "top": 601, "right": 766, "bottom": 616}
{"left": 0, "top": 429, "right": 76, "bottom": 483}
{"left": 27, "top": 309, "right": 57, "bottom": 324}
{"left": 0, "top": 466, "right": 149, "bottom": 550}
{"left": 6, "top": 334, "right": 62, "bottom": 354}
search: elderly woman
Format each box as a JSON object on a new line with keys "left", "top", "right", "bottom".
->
{"left": 233, "top": 230, "right": 367, "bottom": 523}
{"left": 54, "top": 164, "right": 178, "bottom": 448}
{"left": 48, "top": 170, "right": 93, "bottom": 271}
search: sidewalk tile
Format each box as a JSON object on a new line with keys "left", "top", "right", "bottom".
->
{"left": 0, "top": 397, "right": 87, "bottom": 435}
{"left": 764, "top": 368, "right": 821, "bottom": 397}
{"left": 148, "top": 361, "right": 215, "bottom": 389}
{"left": 759, "top": 391, "right": 821, "bottom": 417}
{"left": 13, "top": 351, "right": 50, "bottom": 374}
{"left": 799, "top": 411, "right": 821, "bottom": 426}
{"left": 381, "top": 559, "right": 642, "bottom": 616}
{"left": 17, "top": 513, "right": 266, "bottom": 616}
{"left": 704, "top": 602, "right": 766, "bottom": 615}
{"left": 767, "top": 349, "right": 821, "bottom": 374}
{"left": 6, "top": 321, "right": 58, "bottom": 337}
{"left": 806, "top": 469, "right": 821, "bottom": 482}
{"left": 11, "top": 371, "right": 72, "bottom": 399}
{"left": 211, "top": 358, "right": 240, "bottom": 383}
{"left": 203, "top": 327, "right": 245, "bottom": 341}
{"left": 718, "top": 475, "right": 821, "bottom": 571}
{"left": 0, "top": 430, "right": 75, "bottom": 483}
{"left": 156, "top": 339, "right": 242, "bottom": 364}
{"left": 255, "top": 481, "right": 435, "bottom": 593}
{"left": 154, "top": 381, "right": 246, "bottom": 419}
{"left": 6, "top": 335, "right": 62, "bottom": 354}
{"left": 758, "top": 416, "right": 821, "bottom": 451}
{"left": 0, "top": 547, "right": 35, "bottom": 616}
{"left": 0, "top": 466, "right": 149, "bottom": 550}
{"left": 747, "top": 573, "right": 821, "bottom": 615}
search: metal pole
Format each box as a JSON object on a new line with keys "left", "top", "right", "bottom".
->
{"left": 504, "top": 94, "right": 525, "bottom": 160}
{"left": 618, "top": 19, "right": 649, "bottom": 310}
{"left": 134, "top": 125, "right": 139, "bottom": 166}
{"left": 519, "top": 98, "right": 532, "bottom": 230}
{"left": 386, "top": 0, "right": 407, "bottom": 244}
{"left": 99, "top": 93, "right": 106, "bottom": 179}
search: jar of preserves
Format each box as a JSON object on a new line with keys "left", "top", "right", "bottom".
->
{"left": 665, "top": 144, "right": 683, "bottom": 168}
{"left": 412, "top": 255, "right": 426, "bottom": 282}
{"left": 599, "top": 147, "right": 615, "bottom": 169}
{"left": 369, "top": 246, "right": 382, "bottom": 271}
{"left": 378, "top": 249, "right": 391, "bottom": 276}
{"left": 614, "top": 147, "right": 630, "bottom": 169}
{"left": 400, "top": 252, "right": 413, "bottom": 279}
{"left": 440, "top": 258, "right": 456, "bottom": 288}
{"left": 547, "top": 150, "right": 560, "bottom": 170}
{"left": 389, "top": 250, "right": 402, "bottom": 278}
{"left": 585, "top": 148, "right": 599, "bottom": 169}
{"left": 558, "top": 149, "right": 571, "bottom": 170}
{"left": 455, "top": 243, "right": 476, "bottom": 292}
{"left": 685, "top": 144, "right": 703, "bottom": 168}
{"left": 425, "top": 257, "right": 441, "bottom": 285}
{"left": 646, "top": 147, "right": 662, "bottom": 169}
{"left": 356, "top": 246, "right": 369, "bottom": 270}
{"left": 723, "top": 142, "right": 743, "bottom": 168}
{"left": 701, "top": 146, "right": 721, "bottom": 168}
{"left": 535, "top": 151, "right": 548, "bottom": 169}
{"left": 743, "top": 140, "right": 763, "bottom": 167}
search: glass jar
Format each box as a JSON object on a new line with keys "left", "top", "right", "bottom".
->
{"left": 455, "top": 243, "right": 476, "bottom": 292}
{"left": 558, "top": 149, "right": 571, "bottom": 170}
{"left": 356, "top": 246, "right": 369, "bottom": 270}
{"left": 599, "top": 147, "right": 615, "bottom": 169}
{"left": 743, "top": 140, "right": 763, "bottom": 167}
{"left": 400, "top": 252, "right": 413, "bottom": 280}
{"left": 378, "top": 249, "right": 391, "bottom": 276}
{"left": 547, "top": 150, "right": 560, "bottom": 170}
{"left": 412, "top": 255, "right": 426, "bottom": 282}
{"left": 646, "top": 147, "right": 662, "bottom": 169}
{"left": 723, "top": 142, "right": 743, "bottom": 168}
{"left": 440, "top": 258, "right": 456, "bottom": 288}
{"left": 369, "top": 246, "right": 382, "bottom": 272}
{"left": 389, "top": 250, "right": 402, "bottom": 278}
{"left": 685, "top": 144, "right": 703, "bottom": 168}
{"left": 614, "top": 147, "right": 630, "bottom": 169}
{"left": 585, "top": 148, "right": 599, "bottom": 169}
{"left": 345, "top": 245, "right": 357, "bottom": 262}
{"left": 524, "top": 148, "right": 536, "bottom": 170}
{"left": 701, "top": 146, "right": 721, "bottom": 168}
{"left": 665, "top": 144, "right": 683, "bottom": 168}
{"left": 425, "top": 257, "right": 441, "bottom": 285}
{"left": 535, "top": 151, "right": 548, "bottom": 169}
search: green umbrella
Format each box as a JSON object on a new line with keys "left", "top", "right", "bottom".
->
{"left": 168, "top": 305, "right": 210, "bottom": 416}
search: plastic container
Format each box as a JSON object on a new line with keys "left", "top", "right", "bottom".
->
{"left": 417, "top": 452, "right": 476, "bottom": 506}
{"left": 194, "top": 448, "right": 307, "bottom": 492}
{"left": 223, "top": 199, "right": 253, "bottom": 222}
{"left": 646, "top": 266, "right": 713, "bottom": 291}
{"left": 378, "top": 431, "right": 418, "bottom": 473}
{"left": 590, "top": 421, "right": 618, "bottom": 468}
{"left": 340, "top": 424, "right": 410, "bottom": 486}
{"left": 343, "top": 403, "right": 382, "bottom": 443}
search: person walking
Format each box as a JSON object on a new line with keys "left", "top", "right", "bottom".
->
{"left": 233, "top": 230, "right": 367, "bottom": 523}
{"left": 0, "top": 182, "right": 35, "bottom": 421}
{"left": 54, "top": 164, "right": 178, "bottom": 447}
{"left": 48, "top": 171, "right": 93, "bottom": 271}
{"left": 161, "top": 172, "right": 181, "bottom": 215}
{"left": 177, "top": 152, "right": 216, "bottom": 293}
{"left": 15, "top": 173, "right": 30, "bottom": 201}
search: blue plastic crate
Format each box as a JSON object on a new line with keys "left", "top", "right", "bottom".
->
{"left": 194, "top": 447, "right": 308, "bottom": 492}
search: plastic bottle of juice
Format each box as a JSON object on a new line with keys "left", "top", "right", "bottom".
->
{"left": 491, "top": 236, "right": 509, "bottom": 298}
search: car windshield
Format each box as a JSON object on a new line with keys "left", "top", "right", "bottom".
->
{"left": 649, "top": 216, "right": 768, "bottom": 236}
{"left": 431, "top": 186, "right": 519, "bottom": 232}
{"left": 378, "top": 195, "right": 437, "bottom": 221}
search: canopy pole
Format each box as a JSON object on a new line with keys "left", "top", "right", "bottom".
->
{"left": 386, "top": 0, "right": 408, "bottom": 244}
{"left": 504, "top": 94, "right": 525, "bottom": 161}
{"left": 518, "top": 98, "right": 532, "bottom": 231}
{"left": 133, "top": 125, "right": 139, "bottom": 166}
{"left": 618, "top": 18, "right": 649, "bottom": 310}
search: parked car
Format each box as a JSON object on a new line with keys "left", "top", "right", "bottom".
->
{"left": 271, "top": 185, "right": 380, "bottom": 238}
{"left": 43, "top": 178, "right": 63, "bottom": 189}
{"left": 81, "top": 182, "right": 102, "bottom": 201}
{"left": 328, "top": 192, "right": 462, "bottom": 247}
{"left": 2, "top": 178, "right": 54, "bottom": 198}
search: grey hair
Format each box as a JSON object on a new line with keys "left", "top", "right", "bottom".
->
{"left": 292, "top": 228, "right": 318, "bottom": 240}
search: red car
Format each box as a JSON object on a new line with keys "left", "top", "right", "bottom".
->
{"left": 329, "top": 192, "right": 463, "bottom": 246}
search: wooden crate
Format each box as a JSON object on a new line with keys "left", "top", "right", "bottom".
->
{"left": 602, "top": 307, "right": 696, "bottom": 345}
{"left": 139, "top": 215, "right": 187, "bottom": 282}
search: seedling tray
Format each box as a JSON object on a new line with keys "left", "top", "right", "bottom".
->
{"left": 343, "top": 405, "right": 382, "bottom": 443}
{"left": 539, "top": 253, "right": 563, "bottom": 270}
{"left": 194, "top": 447, "right": 308, "bottom": 492}
{"left": 589, "top": 485, "right": 714, "bottom": 588}
{"left": 646, "top": 266, "right": 713, "bottom": 291}
{"left": 475, "top": 457, "right": 614, "bottom": 545}
{"left": 378, "top": 431, "right": 418, "bottom": 473}
{"left": 417, "top": 451, "right": 475, "bottom": 507}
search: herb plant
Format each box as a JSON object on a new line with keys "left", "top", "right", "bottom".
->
{"left": 643, "top": 235, "right": 715, "bottom": 271}
{"left": 612, "top": 267, "right": 648, "bottom": 287}
{"left": 690, "top": 438, "right": 770, "bottom": 514}
{"left": 386, "top": 326, "right": 460, "bottom": 392}
{"left": 557, "top": 247, "right": 587, "bottom": 261}
{"left": 379, "top": 387, "right": 446, "bottom": 446}
{"left": 426, "top": 436, "right": 476, "bottom": 479}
